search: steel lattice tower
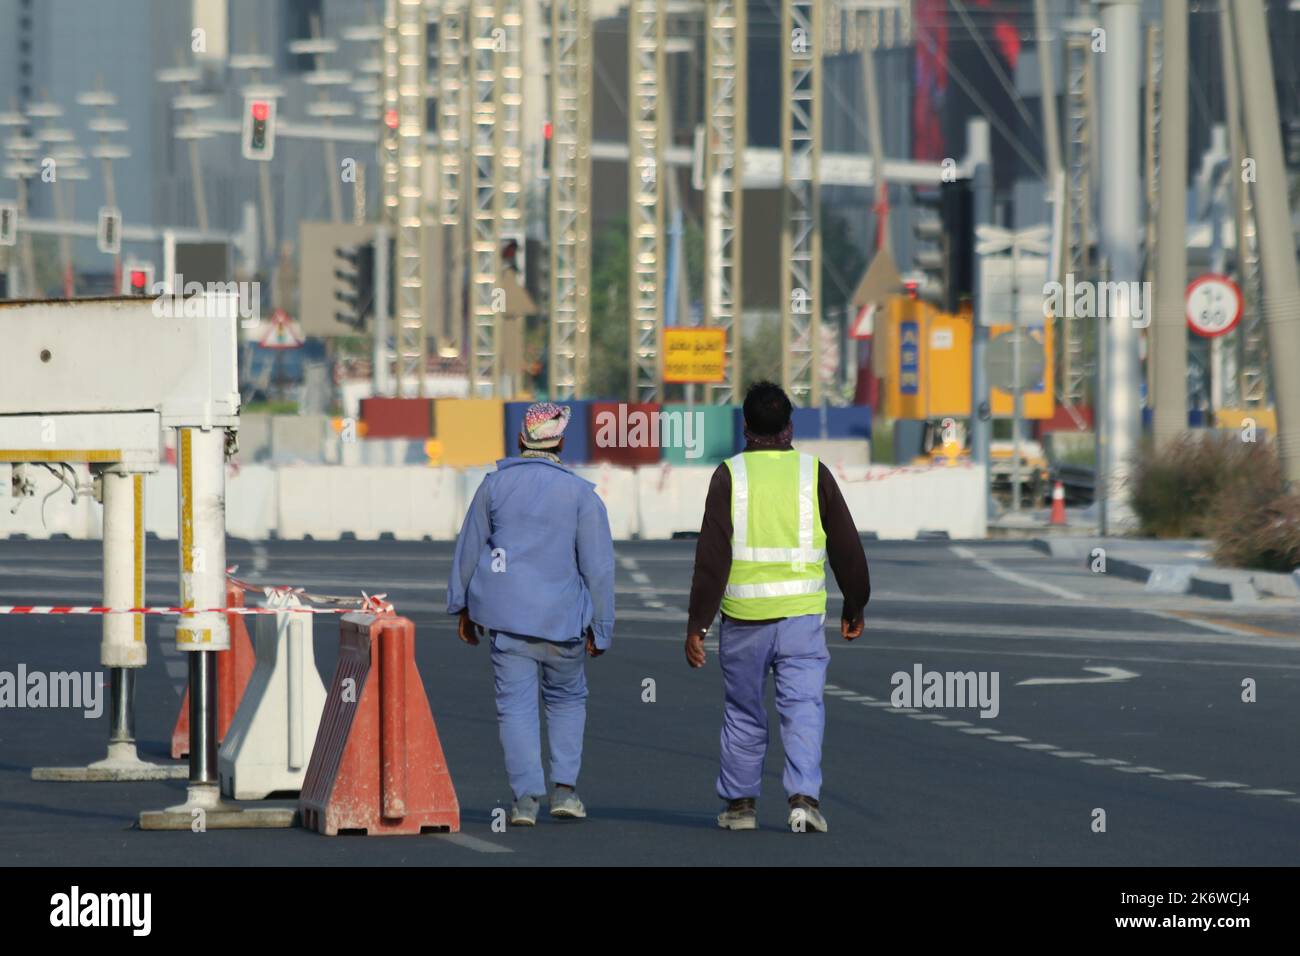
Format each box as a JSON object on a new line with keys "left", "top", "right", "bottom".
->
{"left": 437, "top": 0, "right": 467, "bottom": 358}
{"left": 627, "top": 0, "right": 665, "bottom": 403}
{"left": 395, "top": 0, "right": 427, "bottom": 396}
{"left": 704, "top": 0, "right": 746, "bottom": 405}
{"left": 1062, "top": 33, "right": 1093, "bottom": 406}
{"left": 469, "top": 0, "right": 501, "bottom": 396}
{"left": 780, "top": 0, "right": 821, "bottom": 406}
{"left": 548, "top": 0, "right": 593, "bottom": 399}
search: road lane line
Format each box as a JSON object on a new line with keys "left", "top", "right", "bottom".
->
{"left": 949, "top": 545, "right": 1085, "bottom": 601}
{"left": 436, "top": 833, "right": 514, "bottom": 854}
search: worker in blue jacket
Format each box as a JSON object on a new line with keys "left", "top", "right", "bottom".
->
{"left": 448, "top": 402, "right": 616, "bottom": 826}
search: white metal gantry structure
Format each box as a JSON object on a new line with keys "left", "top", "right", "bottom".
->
{"left": 469, "top": 0, "right": 502, "bottom": 396}
{"left": 395, "top": 0, "right": 427, "bottom": 396}
{"left": 627, "top": 0, "right": 665, "bottom": 403}
{"left": 704, "top": 0, "right": 746, "bottom": 405}
{"left": 437, "top": 0, "right": 468, "bottom": 358}
{"left": 781, "top": 0, "right": 822, "bottom": 406}
{"left": 548, "top": 0, "right": 594, "bottom": 399}
{"left": 1062, "top": 31, "right": 1094, "bottom": 407}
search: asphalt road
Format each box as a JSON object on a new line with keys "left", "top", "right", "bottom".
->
{"left": 1, "top": 535, "right": 1298, "bottom": 866}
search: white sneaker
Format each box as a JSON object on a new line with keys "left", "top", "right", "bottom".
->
{"left": 549, "top": 787, "right": 587, "bottom": 819}
{"left": 510, "top": 795, "right": 540, "bottom": 826}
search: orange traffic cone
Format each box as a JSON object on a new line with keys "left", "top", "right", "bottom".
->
{"left": 1049, "top": 480, "right": 1067, "bottom": 526}
{"left": 299, "top": 610, "right": 460, "bottom": 836}
{"left": 171, "top": 581, "right": 257, "bottom": 759}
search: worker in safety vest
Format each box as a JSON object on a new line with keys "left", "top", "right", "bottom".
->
{"left": 685, "top": 381, "right": 870, "bottom": 833}
{"left": 448, "top": 402, "right": 616, "bottom": 826}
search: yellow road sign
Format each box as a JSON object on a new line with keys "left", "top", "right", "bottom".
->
{"left": 663, "top": 327, "right": 726, "bottom": 384}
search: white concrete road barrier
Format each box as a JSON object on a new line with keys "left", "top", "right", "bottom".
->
{"left": 0, "top": 461, "right": 990, "bottom": 542}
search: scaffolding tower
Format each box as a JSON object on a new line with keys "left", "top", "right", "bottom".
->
{"left": 469, "top": 0, "right": 501, "bottom": 396}
{"left": 627, "top": 0, "right": 665, "bottom": 402}
{"left": 437, "top": 0, "right": 467, "bottom": 358}
{"left": 395, "top": 0, "right": 427, "bottom": 396}
{"left": 548, "top": 0, "right": 593, "bottom": 399}
{"left": 1062, "top": 33, "right": 1094, "bottom": 407}
{"left": 704, "top": 0, "right": 746, "bottom": 405}
{"left": 780, "top": 0, "right": 822, "bottom": 406}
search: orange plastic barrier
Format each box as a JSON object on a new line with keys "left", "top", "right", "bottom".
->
{"left": 299, "top": 611, "right": 460, "bottom": 836}
{"left": 171, "top": 582, "right": 257, "bottom": 759}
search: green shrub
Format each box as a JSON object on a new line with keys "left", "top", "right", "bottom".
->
{"left": 1128, "top": 433, "right": 1281, "bottom": 538}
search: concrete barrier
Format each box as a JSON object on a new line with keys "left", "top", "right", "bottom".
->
{"left": 278, "top": 465, "right": 460, "bottom": 541}
{"left": 574, "top": 463, "right": 638, "bottom": 540}
{"left": 836, "top": 464, "right": 987, "bottom": 540}
{"left": 636, "top": 463, "right": 714, "bottom": 539}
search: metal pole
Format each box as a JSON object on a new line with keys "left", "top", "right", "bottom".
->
{"left": 1033, "top": 0, "right": 1062, "bottom": 182}
{"left": 1011, "top": 239, "right": 1022, "bottom": 512}
{"left": 175, "top": 426, "right": 229, "bottom": 794}
{"left": 1153, "top": 0, "right": 1188, "bottom": 448}
{"left": 1097, "top": 0, "right": 1142, "bottom": 526}
{"left": 1232, "top": 0, "right": 1300, "bottom": 482}
{"left": 374, "top": 223, "right": 391, "bottom": 396}
{"left": 101, "top": 470, "right": 146, "bottom": 760}
{"left": 970, "top": 159, "right": 994, "bottom": 517}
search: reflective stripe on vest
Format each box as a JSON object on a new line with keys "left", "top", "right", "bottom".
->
{"left": 728, "top": 453, "right": 826, "bottom": 564}
{"left": 723, "top": 451, "right": 827, "bottom": 613}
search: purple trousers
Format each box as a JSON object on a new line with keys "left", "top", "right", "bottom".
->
{"left": 716, "top": 613, "right": 830, "bottom": 801}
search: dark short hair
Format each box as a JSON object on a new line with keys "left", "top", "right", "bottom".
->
{"left": 743, "top": 381, "right": 792, "bottom": 436}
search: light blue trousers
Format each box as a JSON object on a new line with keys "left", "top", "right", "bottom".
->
{"left": 717, "top": 613, "right": 829, "bottom": 801}
{"left": 489, "top": 630, "right": 588, "bottom": 799}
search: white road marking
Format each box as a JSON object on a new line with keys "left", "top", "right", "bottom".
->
{"left": 1017, "top": 743, "right": 1061, "bottom": 751}
{"left": 1114, "top": 766, "right": 1165, "bottom": 774}
{"left": 884, "top": 707, "right": 920, "bottom": 715}
{"left": 1017, "top": 666, "right": 1139, "bottom": 686}
{"left": 1047, "top": 751, "right": 1095, "bottom": 759}
{"left": 934, "top": 719, "right": 972, "bottom": 727}
{"left": 960, "top": 727, "right": 1000, "bottom": 735}
{"left": 949, "top": 545, "right": 1085, "bottom": 601}
{"left": 842, "top": 695, "right": 877, "bottom": 702}
{"left": 989, "top": 735, "right": 1030, "bottom": 743}
{"left": 1083, "top": 758, "right": 1129, "bottom": 766}
{"left": 906, "top": 713, "right": 947, "bottom": 721}
{"left": 436, "top": 833, "right": 514, "bottom": 854}
{"left": 1240, "top": 789, "right": 1295, "bottom": 797}
{"left": 1156, "top": 773, "right": 1205, "bottom": 782}
{"left": 1196, "top": 781, "right": 1248, "bottom": 789}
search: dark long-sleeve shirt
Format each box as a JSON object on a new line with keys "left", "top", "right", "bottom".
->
{"left": 687, "top": 442, "right": 871, "bottom": 637}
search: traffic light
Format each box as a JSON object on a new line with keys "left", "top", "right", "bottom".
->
{"left": 500, "top": 238, "right": 520, "bottom": 274}
{"left": 909, "top": 179, "right": 974, "bottom": 313}
{"left": 122, "top": 262, "right": 154, "bottom": 296}
{"left": 241, "top": 96, "right": 277, "bottom": 161}
{"left": 334, "top": 242, "right": 375, "bottom": 329}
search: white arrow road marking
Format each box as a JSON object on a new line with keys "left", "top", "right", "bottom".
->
{"left": 1017, "top": 666, "right": 1139, "bottom": 686}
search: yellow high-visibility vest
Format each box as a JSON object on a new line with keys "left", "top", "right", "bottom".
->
{"left": 721, "top": 450, "right": 827, "bottom": 620}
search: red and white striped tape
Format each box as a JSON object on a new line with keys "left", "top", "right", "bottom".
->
{"left": 0, "top": 605, "right": 350, "bottom": 616}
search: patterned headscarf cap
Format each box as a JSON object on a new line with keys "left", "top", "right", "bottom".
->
{"left": 520, "top": 402, "right": 571, "bottom": 449}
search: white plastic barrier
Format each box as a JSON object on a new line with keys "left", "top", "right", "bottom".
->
{"left": 276, "top": 465, "right": 460, "bottom": 540}
{"left": 834, "top": 464, "right": 987, "bottom": 540}
{"left": 574, "top": 463, "right": 638, "bottom": 540}
{"left": 635, "top": 463, "right": 714, "bottom": 540}
{"left": 229, "top": 466, "right": 278, "bottom": 540}
{"left": 0, "top": 463, "right": 101, "bottom": 539}
{"left": 219, "top": 592, "right": 328, "bottom": 800}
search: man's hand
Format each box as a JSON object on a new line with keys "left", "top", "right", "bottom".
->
{"left": 585, "top": 627, "right": 604, "bottom": 658}
{"left": 685, "top": 631, "right": 707, "bottom": 668}
{"left": 841, "top": 615, "right": 864, "bottom": 641}
{"left": 457, "top": 608, "right": 482, "bottom": 646}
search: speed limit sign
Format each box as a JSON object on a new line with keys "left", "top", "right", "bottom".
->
{"left": 1185, "top": 274, "right": 1242, "bottom": 338}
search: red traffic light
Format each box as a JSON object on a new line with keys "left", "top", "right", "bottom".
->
{"left": 543, "top": 121, "right": 553, "bottom": 141}
{"left": 129, "top": 270, "right": 148, "bottom": 289}
{"left": 251, "top": 100, "right": 270, "bottom": 122}
{"left": 384, "top": 109, "right": 398, "bottom": 129}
